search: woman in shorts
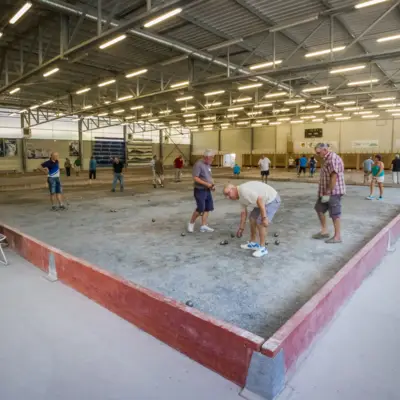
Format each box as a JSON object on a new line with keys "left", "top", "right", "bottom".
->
{"left": 366, "top": 154, "right": 385, "bottom": 201}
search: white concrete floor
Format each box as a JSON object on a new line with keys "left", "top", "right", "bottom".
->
{"left": 0, "top": 252, "right": 240, "bottom": 400}
{"left": 277, "top": 243, "right": 400, "bottom": 400}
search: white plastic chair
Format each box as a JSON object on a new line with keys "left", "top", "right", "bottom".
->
{"left": 0, "top": 234, "right": 8, "bottom": 265}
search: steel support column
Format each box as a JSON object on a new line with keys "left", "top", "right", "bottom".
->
{"left": 78, "top": 119, "right": 83, "bottom": 163}
{"left": 20, "top": 115, "right": 27, "bottom": 173}
{"left": 250, "top": 128, "right": 254, "bottom": 167}
{"left": 159, "top": 129, "right": 163, "bottom": 160}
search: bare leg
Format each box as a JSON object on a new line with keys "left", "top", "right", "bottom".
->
{"left": 201, "top": 212, "right": 209, "bottom": 226}
{"left": 190, "top": 211, "right": 200, "bottom": 224}
{"left": 56, "top": 193, "right": 64, "bottom": 206}
{"left": 369, "top": 180, "right": 374, "bottom": 197}
{"left": 317, "top": 212, "right": 329, "bottom": 235}
{"left": 257, "top": 223, "right": 267, "bottom": 247}
{"left": 332, "top": 217, "right": 341, "bottom": 241}
{"left": 378, "top": 183, "right": 383, "bottom": 198}
{"left": 50, "top": 194, "right": 56, "bottom": 206}
{"left": 250, "top": 218, "right": 257, "bottom": 242}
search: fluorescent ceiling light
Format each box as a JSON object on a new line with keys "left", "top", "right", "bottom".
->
{"left": 371, "top": 97, "right": 396, "bottom": 102}
{"left": 159, "top": 110, "right": 172, "bottom": 115}
{"left": 0, "top": 32, "right": 3, "bottom": 38}
{"left": 76, "top": 88, "right": 91, "bottom": 95}
{"left": 336, "top": 117, "right": 351, "bottom": 120}
{"left": 130, "top": 105, "right": 144, "bottom": 110}
{"left": 312, "top": 119, "right": 324, "bottom": 122}
{"left": 118, "top": 95, "right": 134, "bottom": 101}
{"left": 238, "top": 83, "right": 263, "bottom": 90}
{"left": 300, "top": 115, "right": 316, "bottom": 119}
{"left": 256, "top": 119, "right": 270, "bottom": 123}
{"left": 204, "top": 90, "right": 225, "bottom": 96}
{"left": 330, "top": 65, "right": 366, "bottom": 74}
{"left": 247, "top": 111, "right": 263, "bottom": 116}
{"left": 141, "top": 113, "right": 153, "bottom": 117}
{"left": 269, "top": 15, "right": 319, "bottom": 32}
{"left": 355, "top": 0, "right": 389, "bottom": 9}
{"left": 171, "top": 80, "right": 189, "bottom": 88}
{"left": 284, "top": 99, "right": 305, "bottom": 105}
{"left": 19, "top": 109, "right": 27, "bottom": 114}
{"left": 205, "top": 102, "right": 222, "bottom": 107}
{"left": 98, "top": 79, "right": 116, "bottom": 87}
{"left": 204, "top": 124, "right": 214, "bottom": 128}
{"left": 104, "top": 101, "right": 111, "bottom": 104}
{"left": 113, "top": 109, "right": 125, "bottom": 114}
{"left": 185, "top": 119, "right": 197, "bottom": 123}
{"left": 10, "top": 2, "right": 32, "bottom": 24}
{"left": 9, "top": 87, "right": 20, "bottom": 94}
{"left": 348, "top": 79, "right": 379, "bottom": 86}
{"left": 227, "top": 106, "right": 244, "bottom": 112}
{"left": 377, "top": 34, "right": 400, "bottom": 43}
{"left": 353, "top": 111, "right": 373, "bottom": 115}
{"left": 99, "top": 35, "right": 126, "bottom": 49}
{"left": 302, "top": 86, "right": 329, "bottom": 93}
{"left": 251, "top": 123, "right": 263, "bottom": 127}
{"left": 144, "top": 8, "right": 182, "bottom": 28}
{"left": 83, "top": 105, "right": 92, "bottom": 109}
{"left": 344, "top": 106, "right": 364, "bottom": 111}
{"left": 362, "top": 114, "right": 380, "bottom": 118}
{"left": 203, "top": 116, "right": 216, "bottom": 120}
{"left": 269, "top": 122, "right": 281, "bottom": 126}
{"left": 204, "top": 128, "right": 213, "bottom": 131}
{"left": 321, "top": 96, "right": 336, "bottom": 100}
{"left": 301, "top": 105, "right": 320, "bottom": 110}
{"left": 42, "top": 100, "right": 54, "bottom": 105}
{"left": 148, "top": 118, "right": 159, "bottom": 122}
{"left": 291, "top": 120, "right": 303, "bottom": 124}
{"left": 249, "top": 60, "right": 282, "bottom": 70}
{"left": 254, "top": 103, "right": 273, "bottom": 108}
{"left": 30, "top": 105, "right": 39, "bottom": 110}
{"left": 233, "top": 97, "right": 252, "bottom": 103}
{"left": 181, "top": 106, "right": 195, "bottom": 111}
{"left": 335, "top": 101, "right": 355, "bottom": 106}
{"left": 176, "top": 96, "right": 193, "bottom": 101}
{"left": 125, "top": 68, "right": 148, "bottom": 78}
{"left": 392, "top": 113, "right": 400, "bottom": 117}
{"left": 98, "top": 113, "right": 108, "bottom": 117}
{"left": 305, "top": 46, "right": 345, "bottom": 58}
{"left": 387, "top": 109, "right": 400, "bottom": 112}
{"left": 277, "top": 118, "right": 290, "bottom": 122}
{"left": 264, "top": 92, "right": 287, "bottom": 98}
{"left": 326, "top": 113, "right": 343, "bottom": 117}
{"left": 206, "top": 38, "right": 243, "bottom": 51}
{"left": 183, "top": 113, "right": 196, "bottom": 117}
{"left": 275, "top": 108, "right": 290, "bottom": 112}
{"left": 125, "top": 116, "right": 136, "bottom": 120}
{"left": 43, "top": 67, "right": 59, "bottom": 77}
{"left": 378, "top": 103, "right": 400, "bottom": 108}
{"left": 226, "top": 114, "right": 239, "bottom": 118}
{"left": 237, "top": 121, "right": 249, "bottom": 125}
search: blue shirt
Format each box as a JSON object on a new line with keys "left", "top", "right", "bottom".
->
{"left": 89, "top": 159, "right": 97, "bottom": 170}
{"left": 233, "top": 165, "right": 241, "bottom": 174}
{"left": 41, "top": 159, "right": 60, "bottom": 178}
{"left": 300, "top": 157, "right": 308, "bottom": 167}
{"left": 363, "top": 159, "right": 373, "bottom": 172}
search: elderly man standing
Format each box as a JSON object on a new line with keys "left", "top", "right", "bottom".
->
{"left": 39, "top": 152, "right": 66, "bottom": 211}
{"left": 188, "top": 150, "right": 215, "bottom": 233}
{"left": 313, "top": 143, "right": 345, "bottom": 244}
{"left": 223, "top": 181, "right": 281, "bottom": 258}
{"left": 258, "top": 154, "right": 271, "bottom": 183}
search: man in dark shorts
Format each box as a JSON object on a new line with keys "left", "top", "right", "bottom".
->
{"left": 188, "top": 150, "right": 215, "bottom": 233}
{"left": 111, "top": 157, "right": 125, "bottom": 192}
{"left": 313, "top": 143, "right": 345, "bottom": 244}
{"left": 258, "top": 155, "right": 271, "bottom": 183}
{"left": 39, "top": 152, "right": 66, "bottom": 211}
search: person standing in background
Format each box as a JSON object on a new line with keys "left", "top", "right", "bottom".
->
{"left": 391, "top": 154, "right": 400, "bottom": 184}
{"left": 367, "top": 154, "right": 385, "bottom": 200}
{"left": 309, "top": 156, "right": 317, "bottom": 178}
{"left": 298, "top": 154, "right": 308, "bottom": 177}
{"left": 111, "top": 156, "right": 125, "bottom": 192}
{"left": 64, "top": 158, "right": 71, "bottom": 177}
{"left": 89, "top": 156, "right": 97, "bottom": 182}
{"left": 74, "top": 157, "right": 81, "bottom": 176}
{"left": 151, "top": 155, "right": 157, "bottom": 188}
{"left": 174, "top": 155, "right": 184, "bottom": 182}
{"left": 233, "top": 163, "right": 241, "bottom": 179}
{"left": 258, "top": 155, "right": 271, "bottom": 183}
{"left": 154, "top": 156, "right": 165, "bottom": 188}
{"left": 363, "top": 156, "right": 374, "bottom": 184}
{"left": 295, "top": 157, "right": 300, "bottom": 175}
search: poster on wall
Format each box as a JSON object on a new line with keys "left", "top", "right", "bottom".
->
{"left": 352, "top": 140, "right": 379, "bottom": 149}
{"left": 305, "top": 128, "right": 323, "bottom": 138}
{"left": 4, "top": 139, "right": 17, "bottom": 157}
{"left": 26, "top": 142, "right": 51, "bottom": 159}
{"left": 69, "top": 141, "right": 79, "bottom": 156}
{"left": 297, "top": 140, "right": 337, "bottom": 152}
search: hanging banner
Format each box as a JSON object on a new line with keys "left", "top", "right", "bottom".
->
{"left": 351, "top": 140, "right": 379, "bottom": 149}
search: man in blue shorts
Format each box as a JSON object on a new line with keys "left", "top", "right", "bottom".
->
{"left": 188, "top": 150, "right": 215, "bottom": 233}
{"left": 39, "top": 152, "right": 66, "bottom": 211}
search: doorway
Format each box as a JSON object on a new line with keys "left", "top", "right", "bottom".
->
{"left": 223, "top": 153, "right": 236, "bottom": 167}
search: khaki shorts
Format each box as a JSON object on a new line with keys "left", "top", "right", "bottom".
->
{"left": 249, "top": 195, "right": 281, "bottom": 223}
{"left": 315, "top": 195, "right": 342, "bottom": 219}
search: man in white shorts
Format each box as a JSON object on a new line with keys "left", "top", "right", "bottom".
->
{"left": 223, "top": 181, "right": 281, "bottom": 258}
{"left": 258, "top": 155, "right": 271, "bottom": 183}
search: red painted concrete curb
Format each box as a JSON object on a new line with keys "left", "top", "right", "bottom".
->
{"left": 0, "top": 223, "right": 264, "bottom": 387}
{"left": 262, "top": 214, "right": 400, "bottom": 374}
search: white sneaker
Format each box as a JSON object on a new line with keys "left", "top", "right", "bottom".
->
{"left": 240, "top": 242, "right": 261, "bottom": 250}
{"left": 252, "top": 247, "right": 268, "bottom": 258}
{"left": 200, "top": 225, "right": 214, "bottom": 233}
{"left": 187, "top": 222, "right": 195, "bottom": 233}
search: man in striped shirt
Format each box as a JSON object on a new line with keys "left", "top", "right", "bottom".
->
{"left": 40, "top": 152, "right": 66, "bottom": 211}
{"left": 313, "top": 143, "right": 345, "bottom": 244}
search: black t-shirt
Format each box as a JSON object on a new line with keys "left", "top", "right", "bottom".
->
{"left": 392, "top": 159, "right": 400, "bottom": 172}
{"left": 113, "top": 162, "right": 124, "bottom": 173}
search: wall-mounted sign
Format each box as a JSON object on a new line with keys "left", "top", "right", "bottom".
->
{"left": 351, "top": 140, "right": 379, "bottom": 149}
{"left": 305, "top": 128, "right": 323, "bottom": 138}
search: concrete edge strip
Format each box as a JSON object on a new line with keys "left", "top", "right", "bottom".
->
{"left": 0, "top": 222, "right": 264, "bottom": 387}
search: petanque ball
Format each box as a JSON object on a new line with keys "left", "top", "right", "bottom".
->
{"left": 274, "top": 233, "right": 279, "bottom": 238}
{"left": 231, "top": 233, "right": 235, "bottom": 238}
{"left": 220, "top": 240, "right": 228, "bottom": 245}
{"left": 185, "top": 300, "right": 194, "bottom": 307}
{"left": 181, "top": 232, "right": 186, "bottom": 237}
{"left": 152, "top": 218, "right": 155, "bottom": 222}
{"left": 265, "top": 241, "right": 269, "bottom": 246}
{"left": 275, "top": 240, "right": 280, "bottom": 245}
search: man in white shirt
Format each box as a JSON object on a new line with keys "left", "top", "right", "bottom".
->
{"left": 223, "top": 181, "right": 281, "bottom": 258}
{"left": 258, "top": 155, "right": 271, "bottom": 183}
{"left": 150, "top": 155, "right": 157, "bottom": 188}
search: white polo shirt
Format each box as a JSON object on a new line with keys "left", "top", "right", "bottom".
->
{"left": 258, "top": 158, "right": 271, "bottom": 171}
{"left": 238, "top": 181, "right": 277, "bottom": 210}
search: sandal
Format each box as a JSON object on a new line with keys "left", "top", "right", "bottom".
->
{"left": 325, "top": 237, "right": 342, "bottom": 244}
{"left": 312, "top": 232, "right": 330, "bottom": 240}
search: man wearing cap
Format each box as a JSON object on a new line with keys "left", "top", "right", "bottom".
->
{"left": 188, "top": 150, "right": 215, "bottom": 233}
